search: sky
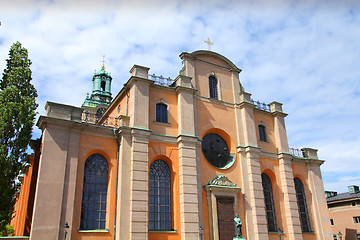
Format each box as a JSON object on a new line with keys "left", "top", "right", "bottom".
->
{"left": 1, "top": 0, "right": 359, "bottom": 193}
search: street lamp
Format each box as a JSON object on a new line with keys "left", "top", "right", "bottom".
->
{"left": 277, "top": 228, "right": 283, "bottom": 240}
{"left": 338, "top": 231, "right": 342, "bottom": 240}
{"left": 199, "top": 226, "right": 203, "bottom": 240}
{"left": 64, "top": 222, "right": 69, "bottom": 240}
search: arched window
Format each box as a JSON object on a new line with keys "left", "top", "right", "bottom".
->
{"left": 101, "top": 81, "right": 106, "bottom": 91}
{"left": 156, "top": 103, "right": 168, "bottom": 123}
{"left": 294, "top": 177, "right": 312, "bottom": 233}
{"left": 209, "top": 76, "right": 218, "bottom": 99}
{"left": 80, "top": 154, "right": 109, "bottom": 230}
{"left": 261, "top": 173, "right": 277, "bottom": 232}
{"left": 149, "top": 160, "right": 171, "bottom": 231}
{"left": 258, "top": 124, "right": 267, "bottom": 142}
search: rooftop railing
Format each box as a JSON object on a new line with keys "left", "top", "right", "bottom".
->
{"left": 251, "top": 99, "right": 270, "bottom": 112}
{"left": 289, "top": 147, "right": 305, "bottom": 158}
{"left": 82, "top": 111, "right": 119, "bottom": 127}
{"left": 149, "top": 74, "right": 175, "bottom": 87}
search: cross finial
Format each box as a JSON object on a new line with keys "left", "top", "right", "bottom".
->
{"left": 204, "top": 38, "right": 214, "bottom": 50}
{"left": 101, "top": 54, "right": 106, "bottom": 69}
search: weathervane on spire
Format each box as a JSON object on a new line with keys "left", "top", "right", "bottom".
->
{"left": 101, "top": 54, "right": 106, "bottom": 69}
{"left": 204, "top": 38, "right": 214, "bottom": 51}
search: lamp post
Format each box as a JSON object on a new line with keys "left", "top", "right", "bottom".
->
{"left": 277, "top": 228, "right": 283, "bottom": 240}
{"left": 338, "top": 231, "right": 342, "bottom": 240}
{"left": 199, "top": 226, "right": 203, "bottom": 240}
{"left": 64, "top": 222, "right": 69, "bottom": 240}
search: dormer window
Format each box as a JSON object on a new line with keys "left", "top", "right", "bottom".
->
{"left": 209, "top": 76, "right": 218, "bottom": 99}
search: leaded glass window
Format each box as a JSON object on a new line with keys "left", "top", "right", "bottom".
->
{"left": 261, "top": 173, "right": 277, "bottom": 232}
{"left": 149, "top": 160, "right": 171, "bottom": 231}
{"left": 209, "top": 76, "right": 218, "bottom": 99}
{"left": 80, "top": 154, "right": 109, "bottom": 230}
{"left": 156, "top": 103, "right": 168, "bottom": 123}
{"left": 294, "top": 177, "right": 312, "bottom": 233}
{"left": 259, "top": 124, "right": 267, "bottom": 142}
{"left": 201, "top": 133, "right": 233, "bottom": 169}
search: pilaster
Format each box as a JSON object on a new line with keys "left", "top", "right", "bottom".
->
{"left": 231, "top": 70, "right": 241, "bottom": 104}
{"left": 235, "top": 92, "right": 258, "bottom": 147}
{"left": 179, "top": 52, "right": 196, "bottom": 88}
{"left": 269, "top": 102, "right": 289, "bottom": 153}
{"left": 115, "top": 127, "right": 132, "bottom": 240}
{"left": 129, "top": 128, "right": 151, "bottom": 240}
{"left": 60, "top": 130, "right": 80, "bottom": 240}
{"left": 305, "top": 151, "right": 333, "bottom": 240}
{"left": 128, "top": 65, "right": 152, "bottom": 129}
{"left": 237, "top": 146, "right": 268, "bottom": 240}
{"left": 278, "top": 153, "right": 303, "bottom": 240}
{"left": 30, "top": 124, "right": 80, "bottom": 240}
{"left": 176, "top": 75, "right": 197, "bottom": 136}
{"left": 176, "top": 74, "right": 200, "bottom": 239}
{"left": 177, "top": 135, "right": 200, "bottom": 240}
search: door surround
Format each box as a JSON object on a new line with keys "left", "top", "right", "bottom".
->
{"left": 204, "top": 175, "right": 242, "bottom": 240}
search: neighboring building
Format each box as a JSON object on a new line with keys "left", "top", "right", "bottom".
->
{"left": 11, "top": 50, "right": 333, "bottom": 240}
{"left": 326, "top": 186, "right": 360, "bottom": 240}
{"left": 10, "top": 139, "right": 41, "bottom": 237}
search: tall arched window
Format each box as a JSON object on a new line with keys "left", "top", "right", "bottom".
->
{"left": 261, "top": 173, "right": 277, "bottom": 232}
{"left": 80, "top": 154, "right": 109, "bottom": 230}
{"left": 209, "top": 76, "right": 218, "bottom": 99}
{"left": 149, "top": 160, "right": 171, "bottom": 231}
{"left": 155, "top": 103, "right": 168, "bottom": 123}
{"left": 294, "top": 177, "right": 312, "bottom": 233}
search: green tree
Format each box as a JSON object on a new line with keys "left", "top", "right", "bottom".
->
{"left": 0, "top": 41, "right": 38, "bottom": 235}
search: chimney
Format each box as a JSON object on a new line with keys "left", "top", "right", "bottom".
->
{"left": 348, "top": 185, "right": 360, "bottom": 194}
{"left": 325, "top": 191, "right": 338, "bottom": 198}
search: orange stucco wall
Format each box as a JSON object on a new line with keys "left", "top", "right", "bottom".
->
{"left": 149, "top": 89, "right": 178, "bottom": 137}
{"left": 107, "top": 92, "right": 129, "bottom": 119}
{"left": 71, "top": 134, "right": 118, "bottom": 240}
{"left": 292, "top": 164, "right": 317, "bottom": 240}
{"left": 254, "top": 110, "right": 277, "bottom": 153}
{"left": 194, "top": 55, "right": 235, "bottom": 103}
{"left": 11, "top": 155, "right": 33, "bottom": 236}
{"left": 148, "top": 142, "right": 180, "bottom": 240}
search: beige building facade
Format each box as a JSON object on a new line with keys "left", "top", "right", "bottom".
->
{"left": 13, "top": 50, "right": 333, "bottom": 240}
{"left": 326, "top": 186, "right": 360, "bottom": 240}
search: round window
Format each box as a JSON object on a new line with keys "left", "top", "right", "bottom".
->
{"left": 201, "top": 133, "right": 234, "bottom": 169}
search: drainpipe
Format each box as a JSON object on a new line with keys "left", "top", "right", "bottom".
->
{"left": 113, "top": 128, "right": 120, "bottom": 240}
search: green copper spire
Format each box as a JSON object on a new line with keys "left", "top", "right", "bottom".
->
{"left": 82, "top": 59, "right": 113, "bottom": 109}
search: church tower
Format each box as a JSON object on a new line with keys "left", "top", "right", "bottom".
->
{"left": 82, "top": 58, "right": 112, "bottom": 117}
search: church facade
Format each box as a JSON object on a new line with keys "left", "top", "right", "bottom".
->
{"left": 22, "top": 50, "right": 332, "bottom": 240}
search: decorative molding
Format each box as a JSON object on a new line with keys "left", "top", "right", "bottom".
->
{"left": 207, "top": 175, "right": 237, "bottom": 188}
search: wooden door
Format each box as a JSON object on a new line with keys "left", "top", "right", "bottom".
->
{"left": 216, "top": 197, "right": 234, "bottom": 240}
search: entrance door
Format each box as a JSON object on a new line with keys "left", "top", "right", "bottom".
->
{"left": 216, "top": 197, "right": 234, "bottom": 240}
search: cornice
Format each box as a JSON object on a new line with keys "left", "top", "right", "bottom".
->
{"left": 271, "top": 111, "right": 288, "bottom": 118}
{"left": 150, "top": 83, "right": 177, "bottom": 93}
{"left": 195, "top": 95, "right": 235, "bottom": 108}
{"left": 291, "top": 156, "right": 325, "bottom": 166}
{"left": 260, "top": 150, "right": 278, "bottom": 160}
{"left": 150, "top": 132, "right": 177, "bottom": 144}
{"left": 236, "top": 101, "right": 256, "bottom": 110}
{"left": 175, "top": 85, "right": 197, "bottom": 94}
{"left": 37, "top": 116, "right": 116, "bottom": 139}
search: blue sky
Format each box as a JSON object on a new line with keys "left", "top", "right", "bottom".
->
{"left": 1, "top": 0, "right": 359, "bottom": 193}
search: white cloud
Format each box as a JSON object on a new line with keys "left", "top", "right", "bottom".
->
{"left": 1, "top": 0, "right": 360, "bottom": 192}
